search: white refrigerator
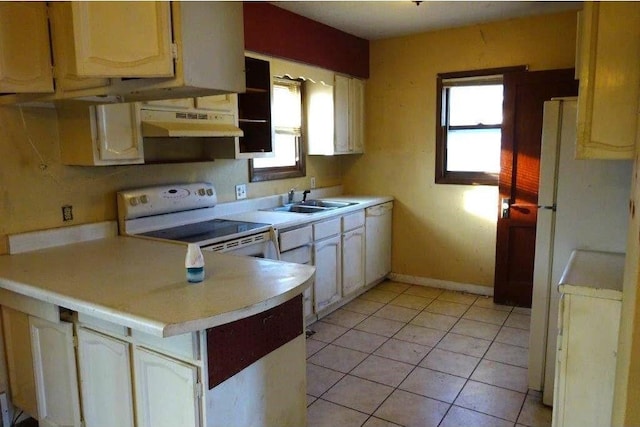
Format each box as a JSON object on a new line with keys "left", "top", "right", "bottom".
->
{"left": 529, "top": 98, "right": 632, "bottom": 405}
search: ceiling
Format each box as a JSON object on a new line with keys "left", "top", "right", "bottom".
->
{"left": 271, "top": 1, "right": 583, "bottom": 40}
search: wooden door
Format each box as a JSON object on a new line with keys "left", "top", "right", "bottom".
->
{"left": 349, "top": 78, "right": 366, "bottom": 154}
{"left": 494, "top": 69, "right": 578, "bottom": 306}
{"left": 76, "top": 328, "right": 135, "bottom": 427}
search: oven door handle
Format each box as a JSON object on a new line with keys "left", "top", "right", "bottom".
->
{"left": 269, "top": 227, "right": 281, "bottom": 260}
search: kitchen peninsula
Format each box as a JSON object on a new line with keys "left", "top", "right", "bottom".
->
{"left": 0, "top": 235, "right": 315, "bottom": 427}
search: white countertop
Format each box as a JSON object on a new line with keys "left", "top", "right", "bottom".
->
{"left": 220, "top": 196, "right": 393, "bottom": 230}
{"left": 0, "top": 236, "right": 315, "bottom": 337}
{"left": 559, "top": 250, "right": 625, "bottom": 300}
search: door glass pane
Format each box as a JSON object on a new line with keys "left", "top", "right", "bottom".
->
{"left": 447, "top": 128, "right": 501, "bottom": 172}
{"left": 449, "top": 85, "right": 503, "bottom": 126}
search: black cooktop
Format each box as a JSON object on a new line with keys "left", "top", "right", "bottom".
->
{"left": 139, "top": 219, "right": 270, "bottom": 244}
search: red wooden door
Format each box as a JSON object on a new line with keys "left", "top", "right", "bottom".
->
{"left": 493, "top": 69, "right": 578, "bottom": 307}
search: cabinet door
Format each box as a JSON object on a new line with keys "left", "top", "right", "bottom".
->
{"left": 77, "top": 328, "right": 134, "bottom": 427}
{"left": 69, "top": 2, "right": 173, "bottom": 78}
{"left": 196, "top": 94, "right": 237, "bottom": 113}
{"left": 1, "top": 307, "right": 37, "bottom": 418}
{"left": 553, "top": 293, "right": 622, "bottom": 427}
{"left": 314, "top": 235, "right": 342, "bottom": 312}
{"left": 29, "top": 317, "right": 81, "bottom": 427}
{"left": 305, "top": 80, "right": 335, "bottom": 155}
{"left": 349, "top": 78, "right": 365, "bottom": 153}
{"left": 334, "top": 75, "right": 350, "bottom": 154}
{"left": 48, "top": 2, "right": 110, "bottom": 93}
{"left": 0, "top": 2, "right": 53, "bottom": 93}
{"left": 143, "top": 98, "right": 194, "bottom": 110}
{"left": 342, "top": 227, "right": 365, "bottom": 296}
{"left": 576, "top": 2, "right": 640, "bottom": 159}
{"left": 93, "top": 103, "right": 144, "bottom": 163}
{"left": 135, "top": 348, "right": 201, "bottom": 427}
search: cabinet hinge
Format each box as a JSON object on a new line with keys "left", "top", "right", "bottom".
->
{"left": 72, "top": 335, "right": 79, "bottom": 348}
{"left": 171, "top": 43, "right": 179, "bottom": 60}
{"left": 195, "top": 381, "right": 203, "bottom": 399}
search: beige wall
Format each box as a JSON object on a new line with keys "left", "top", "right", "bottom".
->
{"left": 343, "top": 11, "right": 578, "bottom": 288}
{"left": 0, "top": 105, "right": 343, "bottom": 251}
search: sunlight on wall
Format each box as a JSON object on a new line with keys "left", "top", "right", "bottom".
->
{"left": 463, "top": 186, "right": 499, "bottom": 222}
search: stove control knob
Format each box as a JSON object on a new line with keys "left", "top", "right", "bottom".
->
{"left": 129, "top": 197, "right": 139, "bottom": 206}
{"left": 140, "top": 195, "right": 149, "bottom": 204}
{"left": 198, "top": 188, "right": 206, "bottom": 196}
{"left": 206, "top": 189, "right": 214, "bottom": 196}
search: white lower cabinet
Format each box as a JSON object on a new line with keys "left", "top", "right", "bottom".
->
{"left": 552, "top": 288, "right": 622, "bottom": 427}
{"left": 76, "top": 328, "right": 134, "bottom": 427}
{"left": 342, "top": 226, "right": 365, "bottom": 296}
{"left": 314, "top": 235, "right": 342, "bottom": 312}
{"left": 135, "top": 347, "right": 201, "bottom": 427}
{"left": 29, "top": 317, "right": 81, "bottom": 427}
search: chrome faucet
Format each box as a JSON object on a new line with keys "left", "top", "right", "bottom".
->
{"left": 288, "top": 188, "right": 295, "bottom": 204}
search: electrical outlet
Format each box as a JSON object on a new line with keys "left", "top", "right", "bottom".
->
{"left": 62, "top": 205, "right": 73, "bottom": 222}
{"left": 310, "top": 177, "right": 316, "bottom": 189}
{"left": 235, "top": 184, "right": 247, "bottom": 200}
{"left": 0, "top": 392, "right": 10, "bottom": 427}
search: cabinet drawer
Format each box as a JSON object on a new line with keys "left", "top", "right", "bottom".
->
{"left": 279, "top": 225, "right": 313, "bottom": 252}
{"left": 77, "top": 313, "right": 128, "bottom": 338}
{"left": 342, "top": 210, "right": 365, "bottom": 231}
{"left": 131, "top": 330, "right": 200, "bottom": 363}
{"left": 281, "top": 245, "right": 312, "bottom": 265}
{"left": 313, "top": 217, "right": 341, "bottom": 240}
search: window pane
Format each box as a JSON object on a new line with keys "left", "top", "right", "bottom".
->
{"left": 253, "top": 134, "right": 298, "bottom": 168}
{"left": 272, "top": 84, "right": 301, "bottom": 128}
{"left": 447, "top": 128, "right": 501, "bottom": 173}
{"left": 449, "top": 85, "right": 502, "bottom": 126}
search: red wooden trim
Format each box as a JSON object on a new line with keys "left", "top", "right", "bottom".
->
{"left": 243, "top": 2, "right": 369, "bottom": 79}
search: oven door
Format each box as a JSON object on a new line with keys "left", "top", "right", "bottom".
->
{"left": 201, "top": 229, "right": 280, "bottom": 260}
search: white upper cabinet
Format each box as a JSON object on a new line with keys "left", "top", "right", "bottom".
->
{"left": 66, "top": 2, "right": 174, "bottom": 78}
{"left": 307, "top": 74, "right": 366, "bottom": 156}
{"left": 0, "top": 2, "right": 53, "bottom": 94}
{"left": 576, "top": 2, "right": 640, "bottom": 159}
{"left": 58, "top": 102, "right": 144, "bottom": 166}
{"left": 1, "top": 1, "right": 245, "bottom": 103}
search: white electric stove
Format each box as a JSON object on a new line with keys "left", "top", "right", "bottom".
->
{"left": 117, "top": 183, "right": 279, "bottom": 259}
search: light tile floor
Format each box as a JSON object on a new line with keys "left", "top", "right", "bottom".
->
{"left": 306, "top": 281, "right": 552, "bottom": 427}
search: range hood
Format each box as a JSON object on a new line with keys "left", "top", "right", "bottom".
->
{"left": 140, "top": 107, "right": 243, "bottom": 138}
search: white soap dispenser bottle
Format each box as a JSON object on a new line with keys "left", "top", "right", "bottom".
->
{"left": 185, "top": 243, "right": 205, "bottom": 283}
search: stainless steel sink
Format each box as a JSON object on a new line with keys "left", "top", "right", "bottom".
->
{"left": 264, "top": 199, "right": 357, "bottom": 214}
{"left": 298, "top": 200, "right": 356, "bottom": 208}
{"left": 269, "top": 204, "right": 331, "bottom": 213}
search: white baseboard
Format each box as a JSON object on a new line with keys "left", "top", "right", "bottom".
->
{"left": 388, "top": 273, "right": 494, "bottom": 297}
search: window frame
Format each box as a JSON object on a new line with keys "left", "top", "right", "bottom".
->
{"left": 249, "top": 77, "right": 306, "bottom": 183}
{"left": 435, "top": 66, "right": 526, "bottom": 186}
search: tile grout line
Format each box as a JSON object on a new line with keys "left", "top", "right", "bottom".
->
{"left": 307, "top": 283, "right": 537, "bottom": 426}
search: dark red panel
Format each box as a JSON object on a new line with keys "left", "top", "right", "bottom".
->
{"left": 206, "top": 294, "right": 303, "bottom": 389}
{"left": 243, "top": 2, "right": 369, "bottom": 79}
